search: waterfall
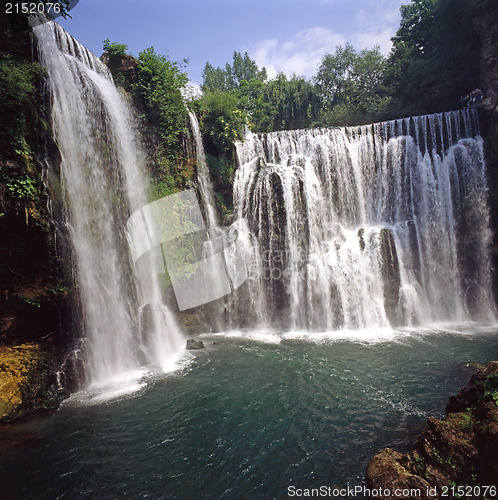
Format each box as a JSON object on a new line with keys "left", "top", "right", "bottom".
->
{"left": 232, "top": 110, "right": 496, "bottom": 330}
{"left": 34, "top": 22, "right": 184, "bottom": 388}
{"left": 188, "top": 112, "right": 218, "bottom": 229}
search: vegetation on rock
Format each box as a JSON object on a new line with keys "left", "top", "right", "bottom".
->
{"left": 366, "top": 362, "right": 498, "bottom": 499}
{"left": 0, "top": 343, "right": 59, "bottom": 423}
{"left": 102, "top": 42, "right": 193, "bottom": 200}
{"left": 0, "top": 12, "right": 67, "bottom": 356}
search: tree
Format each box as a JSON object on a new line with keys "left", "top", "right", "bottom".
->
{"left": 201, "top": 52, "right": 267, "bottom": 92}
{"left": 262, "top": 74, "right": 321, "bottom": 131}
{"left": 315, "top": 44, "right": 390, "bottom": 125}
{"left": 127, "top": 47, "right": 191, "bottom": 194}
{"left": 202, "top": 62, "right": 231, "bottom": 92}
{"left": 231, "top": 51, "right": 267, "bottom": 87}
{"left": 386, "top": 0, "right": 489, "bottom": 117}
{"left": 0, "top": 53, "right": 40, "bottom": 148}
{"left": 102, "top": 39, "right": 128, "bottom": 58}
{"left": 200, "top": 91, "right": 248, "bottom": 155}
{"left": 133, "top": 47, "right": 189, "bottom": 155}
{"left": 393, "top": 0, "right": 438, "bottom": 58}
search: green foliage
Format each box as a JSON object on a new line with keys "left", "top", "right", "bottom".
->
{"left": 17, "top": 295, "right": 41, "bottom": 308}
{"left": 206, "top": 153, "right": 234, "bottom": 187}
{"left": 203, "top": 154, "right": 235, "bottom": 222}
{"left": 0, "top": 53, "right": 40, "bottom": 147}
{"left": 201, "top": 52, "right": 321, "bottom": 134}
{"left": 202, "top": 51, "right": 267, "bottom": 92}
{"left": 315, "top": 44, "right": 391, "bottom": 126}
{"left": 456, "top": 412, "right": 474, "bottom": 433}
{"left": 197, "top": 0, "right": 495, "bottom": 131}
{"left": 13, "top": 136, "right": 31, "bottom": 156}
{"left": 120, "top": 46, "right": 192, "bottom": 196}
{"left": 6, "top": 175, "right": 37, "bottom": 200}
{"left": 431, "top": 446, "right": 458, "bottom": 471}
{"left": 394, "top": 0, "right": 438, "bottom": 58}
{"left": 153, "top": 175, "right": 177, "bottom": 199}
{"left": 48, "top": 283, "right": 71, "bottom": 295}
{"left": 386, "top": 0, "right": 485, "bottom": 116}
{"left": 202, "top": 62, "right": 231, "bottom": 92}
{"left": 200, "top": 92, "right": 248, "bottom": 155}
{"left": 134, "top": 47, "right": 188, "bottom": 154}
{"left": 476, "top": 373, "right": 498, "bottom": 406}
{"left": 102, "top": 39, "right": 128, "bottom": 58}
{"left": 237, "top": 78, "right": 273, "bottom": 132}
{"left": 414, "top": 455, "right": 426, "bottom": 474}
{"left": 261, "top": 74, "right": 321, "bottom": 131}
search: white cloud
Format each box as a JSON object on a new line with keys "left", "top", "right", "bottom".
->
{"left": 252, "top": 27, "right": 345, "bottom": 79}
{"left": 351, "top": 27, "right": 397, "bottom": 55}
{"left": 249, "top": 0, "right": 404, "bottom": 80}
{"left": 351, "top": 0, "right": 404, "bottom": 54}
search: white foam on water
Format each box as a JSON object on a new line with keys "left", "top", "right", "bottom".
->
{"left": 202, "top": 330, "right": 283, "bottom": 344}
{"left": 64, "top": 350, "right": 194, "bottom": 405}
{"left": 199, "top": 321, "right": 498, "bottom": 347}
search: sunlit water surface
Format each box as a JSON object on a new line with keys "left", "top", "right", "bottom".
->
{"left": 1, "top": 324, "right": 497, "bottom": 499}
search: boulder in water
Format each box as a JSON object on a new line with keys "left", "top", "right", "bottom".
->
{"left": 186, "top": 338, "right": 204, "bottom": 350}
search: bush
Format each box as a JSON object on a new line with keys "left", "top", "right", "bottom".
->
{"left": 102, "top": 39, "right": 128, "bottom": 58}
{"left": 0, "top": 53, "right": 40, "bottom": 148}
{"left": 201, "top": 92, "right": 248, "bottom": 156}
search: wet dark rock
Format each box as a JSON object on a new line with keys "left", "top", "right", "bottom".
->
{"left": 366, "top": 361, "right": 498, "bottom": 499}
{"left": 101, "top": 54, "right": 138, "bottom": 91}
{"left": 358, "top": 228, "right": 365, "bottom": 251}
{"left": 186, "top": 338, "right": 204, "bottom": 350}
{"left": 473, "top": 9, "right": 498, "bottom": 108}
{"left": 379, "top": 228, "right": 401, "bottom": 324}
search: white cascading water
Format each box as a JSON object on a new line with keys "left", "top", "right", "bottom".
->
{"left": 233, "top": 110, "right": 496, "bottom": 330}
{"left": 188, "top": 111, "right": 218, "bottom": 229}
{"left": 34, "top": 22, "right": 184, "bottom": 389}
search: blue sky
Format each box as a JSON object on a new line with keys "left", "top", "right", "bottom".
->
{"left": 58, "top": 0, "right": 407, "bottom": 85}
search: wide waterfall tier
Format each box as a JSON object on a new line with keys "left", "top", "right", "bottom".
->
{"left": 35, "top": 22, "right": 184, "bottom": 387}
{"left": 232, "top": 110, "right": 496, "bottom": 330}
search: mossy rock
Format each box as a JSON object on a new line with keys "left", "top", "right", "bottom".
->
{"left": 366, "top": 361, "right": 498, "bottom": 492}
{"left": 0, "top": 343, "right": 58, "bottom": 423}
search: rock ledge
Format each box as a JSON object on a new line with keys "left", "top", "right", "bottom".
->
{"left": 0, "top": 343, "right": 59, "bottom": 423}
{"left": 366, "top": 362, "right": 498, "bottom": 499}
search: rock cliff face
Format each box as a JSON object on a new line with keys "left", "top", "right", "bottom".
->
{"left": 474, "top": 8, "right": 498, "bottom": 107}
{"left": 474, "top": 7, "right": 498, "bottom": 305}
{"left": 366, "top": 362, "right": 498, "bottom": 500}
{"left": 0, "top": 12, "right": 74, "bottom": 421}
{"left": 100, "top": 53, "right": 138, "bottom": 92}
{"left": 0, "top": 344, "right": 59, "bottom": 422}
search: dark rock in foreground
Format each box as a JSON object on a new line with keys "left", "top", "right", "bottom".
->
{"left": 366, "top": 361, "right": 498, "bottom": 499}
{"left": 186, "top": 339, "right": 204, "bottom": 350}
